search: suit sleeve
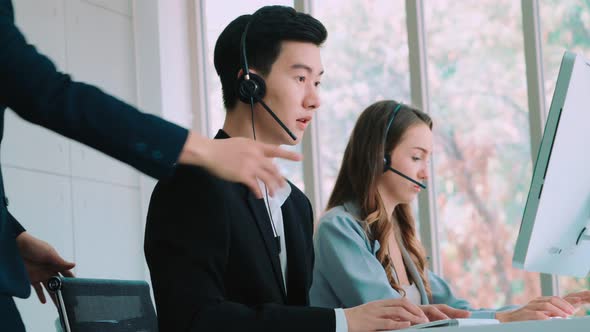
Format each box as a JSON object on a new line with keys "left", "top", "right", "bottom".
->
{"left": 0, "top": 12, "right": 188, "bottom": 179}
{"left": 144, "top": 167, "right": 334, "bottom": 332}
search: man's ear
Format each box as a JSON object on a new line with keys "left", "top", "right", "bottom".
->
{"left": 237, "top": 68, "right": 261, "bottom": 79}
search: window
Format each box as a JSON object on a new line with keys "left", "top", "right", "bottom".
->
{"left": 540, "top": 0, "right": 590, "bottom": 313}
{"left": 424, "top": 0, "right": 540, "bottom": 307}
{"left": 314, "top": 0, "right": 411, "bottom": 209}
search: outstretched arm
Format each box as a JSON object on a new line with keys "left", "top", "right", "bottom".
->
{"left": 0, "top": 9, "right": 299, "bottom": 196}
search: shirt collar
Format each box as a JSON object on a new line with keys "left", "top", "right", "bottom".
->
{"left": 256, "top": 178, "right": 291, "bottom": 207}
{"left": 343, "top": 201, "right": 362, "bottom": 221}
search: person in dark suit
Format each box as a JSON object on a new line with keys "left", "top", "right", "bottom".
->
{"left": 144, "top": 6, "right": 429, "bottom": 332}
{"left": 0, "top": 0, "right": 301, "bottom": 330}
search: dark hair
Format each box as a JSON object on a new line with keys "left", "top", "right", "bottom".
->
{"left": 327, "top": 100, "right": 434, "bottom": 299}
{"left": 213, "top": 5, "right": 327, "bottom": 110}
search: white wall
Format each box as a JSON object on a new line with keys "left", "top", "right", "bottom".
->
{"left": 132, "top": 0, "right": 199, "bottom": 280}
{"left": 3, "top": 1, "right": 196, "bottom": 331}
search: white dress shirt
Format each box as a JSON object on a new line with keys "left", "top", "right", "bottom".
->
{"left": 258, "top": 179, "right": 290, "bottom": 289}
{"left": 257, "top": 180, "right": 348, "bottom": 332}
{"left": 402, "top": 283, "right": 422, "bottom": 305}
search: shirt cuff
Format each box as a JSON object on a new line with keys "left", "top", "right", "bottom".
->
{"left": 335, "top": 308, "right": 348, "bottom": 332}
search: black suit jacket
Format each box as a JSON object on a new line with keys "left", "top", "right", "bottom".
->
{"left": 145, "top": 130, "right": 335, "bottom": 332}
{"left": 0, "top": 0, "right": 188, "bottom": 301}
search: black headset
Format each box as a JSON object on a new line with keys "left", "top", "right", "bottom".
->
{"left": 236, "top": 16, "right": 291, "bottom": 254}
{"left": 237, "top": 20, "right": 266, "bottom": 104}
{"left": 382, "top": 102, "right": 427, "bottom": 189}
{"left": 383, "top": 103, "right": 403, "bottom": 173}
{"left": 237, "top": 17, "right": 297, "bottom": 141}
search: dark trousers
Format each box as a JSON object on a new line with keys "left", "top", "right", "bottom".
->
{"left": 0, "top": 295, "right": 25, "bottom": 331}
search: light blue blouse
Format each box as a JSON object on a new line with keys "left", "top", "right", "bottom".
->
{"left": 310, "top": 202, "right": 517, "bottom": 319}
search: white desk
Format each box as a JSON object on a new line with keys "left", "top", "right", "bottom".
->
{"left": 405, "top": 316, "right": 590, "bottom": 332}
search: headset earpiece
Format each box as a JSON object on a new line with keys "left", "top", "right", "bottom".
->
{"left": 383, "top": 154, "right": 391, "bottom": 173}
{"left": 237, "top": 72, "right": 266, "bottom": 103}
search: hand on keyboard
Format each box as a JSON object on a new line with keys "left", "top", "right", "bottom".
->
{"left": 563, "top": 290, "right": 590, "bottom": 311}
{"left": 495, "top": 296, "right": 576, "bottom": 322}
{"left": 344, "top": 298, "right": 428, "bottom": 332}
{"left": 419, "top": 304, "right": 470, "bottom": 322}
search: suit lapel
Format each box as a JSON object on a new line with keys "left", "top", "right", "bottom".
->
{"left": 217, "top": 129, "right": 287, "bottom": 300}
{"left": 246, "top": 191, "right": 287, "bottom": 301}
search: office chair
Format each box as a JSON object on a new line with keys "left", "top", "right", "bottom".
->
{"left": 48, "top": 276, "right": 158, "bottom": 332}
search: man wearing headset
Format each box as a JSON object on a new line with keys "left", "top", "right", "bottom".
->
{"left": 144, "top": 6, "right": 430, "bottom": 332}
{"left": 0, "top": 1, "right": 301, "bottom": 330}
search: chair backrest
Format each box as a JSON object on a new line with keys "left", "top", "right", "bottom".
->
{"left": 48, "top": 277, "right": 158, "bottom": 332}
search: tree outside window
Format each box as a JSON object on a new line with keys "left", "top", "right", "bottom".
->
{"left": 424, "top": 0, "right": 540, "bottom": 308}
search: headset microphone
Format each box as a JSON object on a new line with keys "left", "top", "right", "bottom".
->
{"left": 252, "top": 95, "right": 297, "bottom": 141}
{"left": 383, "top": 103, "right": 427, "bottom": 190}
{"left": 384, "top": 155, "right": 427, "bottom": 189}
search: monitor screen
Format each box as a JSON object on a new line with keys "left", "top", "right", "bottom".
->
{"left": 513, "top": 51, "right": 590, "bottom": 277}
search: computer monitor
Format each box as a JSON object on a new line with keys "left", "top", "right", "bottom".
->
{"left": 513, "top": 51, "right": 590, "bottom": 277}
